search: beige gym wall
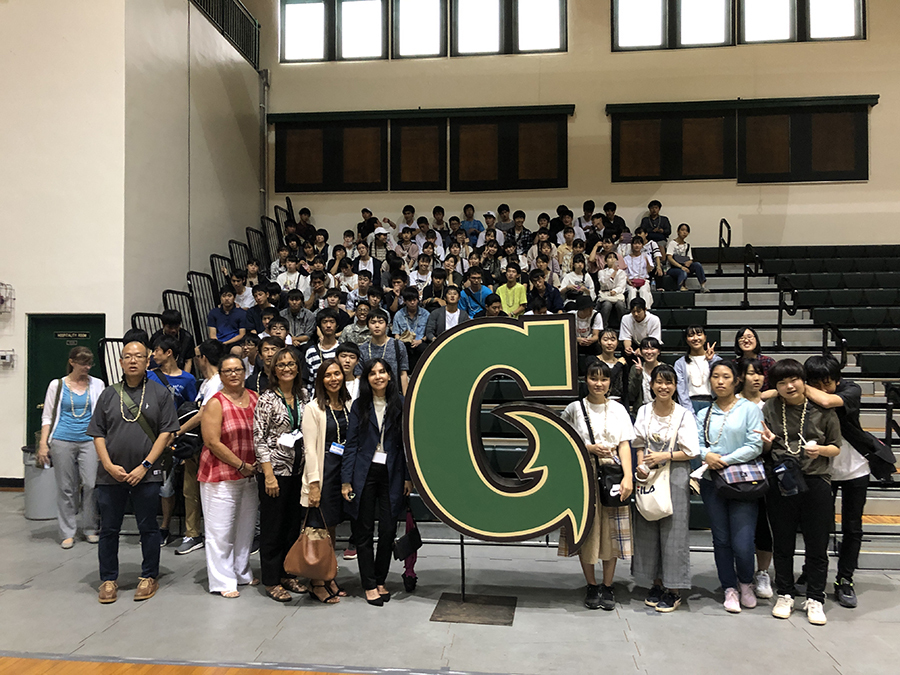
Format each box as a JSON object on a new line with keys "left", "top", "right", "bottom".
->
{"left": 244, "top": 0, "right": 900, "bottom": 248}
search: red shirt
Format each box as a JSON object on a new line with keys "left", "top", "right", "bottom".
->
{"left": 198, "top": 390, "right": 259, "bottom": 483}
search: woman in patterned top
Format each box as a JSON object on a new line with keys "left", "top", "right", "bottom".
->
{"left": 198, "top": 355, "right": 259, "bottom": 598}
{"left": 253, "top": 346, "right": 309, "bottom": 602}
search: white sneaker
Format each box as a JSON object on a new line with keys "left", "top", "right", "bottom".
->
{"left": 724, "top": 587, "right": 741, "bottom": 613}
{"left": 754, "top": 570, "right": 773, "bottom": 599}
{"left": 739, "top": 582, "right": 757, "bottom": 609}
{"left": 804, "top": 598, "right": 827, "bottom": 626}
{"left": 772, "top": 594, "right": 794, "bottom": 619}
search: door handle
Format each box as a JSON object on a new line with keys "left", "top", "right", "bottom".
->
{"left": 36, "top": 403, "right": 44, "bottom": 409}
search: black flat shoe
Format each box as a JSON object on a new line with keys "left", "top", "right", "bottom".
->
{"left": 379, "top": 589, "right": 391, "bottom": 603}
{"left": 366, "top": 595, "right": 384, "bottom": 607}
{"left": 402, "top": 573, "right": 417, "bottom": 593}
{"left": 584, "top": 583, "right": 602, "bottom": 610}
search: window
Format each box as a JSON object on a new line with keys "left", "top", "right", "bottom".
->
{"left": 275, "top": 121, "right": 388, "bottom": 192}
{"left": 613, "top": 1, "right": 864, "bottom": 51}
{"left": 394, "top": 0, "right": 446, "bottom": 58}
{"left": 608, "top": 95, "right": 876, "bottom": 184}
{"left": 283, "top": 0, "right": 566, "bottom": 61}
{"left": 272, "top": 105, "right": 572, "bottom": 192}
{"left": 450, "top": 114, "right": 567, "bottom": 191}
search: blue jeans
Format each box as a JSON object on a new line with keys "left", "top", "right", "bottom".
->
{"left": 96, "top": 481, "right": 161, "bottom": 581}
{"left": 667, "top": 262, "right": 707, "bottom": 288}
{"left": 700, "top": 478, "right": 758, "bottom": 589}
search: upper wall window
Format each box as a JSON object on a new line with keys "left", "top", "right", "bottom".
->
{"left": 613, "top": 0, "right": 865, "bottom": 51}
{"left": 282, "top": 0, "right": 567, "bottom": 62}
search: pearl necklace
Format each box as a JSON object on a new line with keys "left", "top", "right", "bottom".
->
{"left": 781, "top": 398, "right": 809, "bottom": 456}
{"left": 120, "top": 378, "right": 147, "bottom": 423}
{"left": 67, "top": 378, "right": 91, "bottom": 418}
{"left": 704, "top": 398, "right": 738, "bottom": 447}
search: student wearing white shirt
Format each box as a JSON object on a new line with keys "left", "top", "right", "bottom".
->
{"left": 574, "top": 199, "right": 595, "bottom": 233}
{"left": 673, "top": 325, "right": 721, "bottom": 424}
{"left": 623, "top": 238, "right": 655, "bottom": 309}
{"left": 596, "top": 251, "right": 628, "bottom": 329}
{"left": 618, "top": 298, "right": 662, "bottom": 355}
{"left": 276, "top": 257, "right": 310, "bottom": 297}
{"left": 230, "top": 270, "right": 254, "bottom": 310}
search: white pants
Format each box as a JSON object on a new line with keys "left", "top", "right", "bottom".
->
{"left": 627, "top": 282, "right": 654, "bottom": 310}
{"left": 200, "top": 478, "right": 259, "bottom": 593}
{"left": 50, "top": 439, "right": 99, "bottom": 540}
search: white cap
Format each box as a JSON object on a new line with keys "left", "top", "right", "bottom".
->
{"left": 483, "top": 210, "right": 496, "bottom": 218}
{"left": 374, "top": 226, "right": 389, "bottom": 235}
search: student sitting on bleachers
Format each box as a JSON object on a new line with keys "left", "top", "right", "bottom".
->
{"left": 623, "top": 238, "right": 655, "bottom": 309}
{"left": 665, "top": 224, "right": 709, "bottom": 293}
{"left": 596, "top": 252, "right": 628, "bottom": 329}
{"left": 640, "top": 199, "right": 671, "bottom": 244}
{"left": 618, "top": 298, "right": 662, "bottom": 356}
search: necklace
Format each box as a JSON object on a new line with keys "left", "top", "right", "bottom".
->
{"left": 704, "top": 398, "right": 738, "bottom": 447}
{"left": 120, "top": 378, "right": 147, "bottom": 423}
{"left": 328, "top": 404, "right": 348, "bottom": 445}
{"left": 224, "top": 390, "right": 247, "bottom": 407}
{"left": 67, "top": 379, "right": 91, "bottom": 418}
{"left": 649, "top": 402, "right": 676, "bottom": 446}
{"left": 687, "top": 357, "right": 707, "bottom": 388}
{"left": 585, "top": 397, "right": 612, "bottom": 446}
{"left": 781, "top": 398, "right": 809, "bottom": 456}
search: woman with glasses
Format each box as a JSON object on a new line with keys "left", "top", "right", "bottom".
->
{"left": 301, "top": 358, "right": 352, "bottom": 604}
{"left": 733, "top": 327, "right": 776, "bottom": 391}
{"left": 38, "top": 346, "right": 104, "bottom": 549}
{"left": 342, "top": 358, "right": 412, "bottom": 606}
{"left": 253, "top": 347, "right": 309, "bottom": 602}
{"left": 198, "top": 355, "right": 259, "bottom": 597}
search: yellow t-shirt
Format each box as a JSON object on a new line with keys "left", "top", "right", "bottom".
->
{"left": 498, "top": 283, "right": 527, "bottom": 316}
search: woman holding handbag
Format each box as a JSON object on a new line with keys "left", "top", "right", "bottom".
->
{"left": 37, "top": 346, "right": 105, "bottom": 549}
{"left": 342, "top": 358, "right": 413, "bottom": 607}
{"left": 557, "top": 360, "right": 635, "bottom": 611}
{"left": 301, "top": 358, "right": 351, "bottom": 604}
{"left": 698, "top": 361, "right": 765, "bottom": 614}
{"left": 198, "top": 355, "right": 259, "bottom": 598}
{"left": 253, "top": 346, "right": 309, "bottom": 602}
{"left": 632, "top": 364, "right": 699, "bottom": 613}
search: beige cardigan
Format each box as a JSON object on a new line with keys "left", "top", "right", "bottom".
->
{"left": 300, "top": 399, "right": 349, "bottom": 507}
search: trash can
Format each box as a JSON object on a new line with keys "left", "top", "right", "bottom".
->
{"left": 22, "top": 446, "right": 57, "bottom": 520}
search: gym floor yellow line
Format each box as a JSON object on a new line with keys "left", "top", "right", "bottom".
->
{"left": 0, "top": 658, "right": 371, "bottom": 675}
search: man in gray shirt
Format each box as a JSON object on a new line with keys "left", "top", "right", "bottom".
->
{"left": 87, "top": 341, "right": 179, "bottom": 604}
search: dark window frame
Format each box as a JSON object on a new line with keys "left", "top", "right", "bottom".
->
{"left": 449, "top": 113, "right": 568, "bottom": 192}
{"left": 336, "top": 0, "right": 390, "bottom": 61}
{"left": 281, "top": 0, "right": 389, "bottom": 63}
{"left": 450, "top": 0, "right": 567, "bottom": 57}
{"left": 390, "top": 118, "right": 449, "bottom": 191}
{"left": 274, "top": 119, "right": 389, "bottom": 193}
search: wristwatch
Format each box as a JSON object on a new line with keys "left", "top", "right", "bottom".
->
{"left": 141, "top": 460, "right": 153, "bottom": 469}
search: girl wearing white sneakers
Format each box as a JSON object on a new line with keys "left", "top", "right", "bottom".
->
{"left": 698, "top": 361, "right": 765, "bottom": 614}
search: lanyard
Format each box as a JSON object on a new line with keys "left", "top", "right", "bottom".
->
{"left": 277, "top": 391, "right": 300, "bottom": 431}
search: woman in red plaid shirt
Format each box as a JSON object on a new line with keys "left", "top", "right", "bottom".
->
{"left": 198, "top": 355, "right": 260, "bottom": 597}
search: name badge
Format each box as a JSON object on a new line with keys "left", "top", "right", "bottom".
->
{"left": 278, "top": 430, "right": 302, "bottom": 448}
{"left": 373, "top": 451, "right": 387, "bottom": 465}
{"left": 329, "top": 443, "right": 345, "bottom": 456}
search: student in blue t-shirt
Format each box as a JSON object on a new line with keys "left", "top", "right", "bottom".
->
{"left": 148, "top": 334, "right": 198, "bottom": 545}
{"left": 460, "top": 203, "right": 484, "bottom": 248}
{"left": 458, "top": 266, "right": 492, "bottom": 318}
{"left": 206, "top": 285, "right": 248, "bottom": 346}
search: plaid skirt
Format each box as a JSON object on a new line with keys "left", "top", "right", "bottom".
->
{"left": 558, "top": 501, "right": 632, "bottom": 564}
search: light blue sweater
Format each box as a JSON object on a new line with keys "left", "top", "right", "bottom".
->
{"left": 697, "top": 397, "right": 764, "bottom": 465}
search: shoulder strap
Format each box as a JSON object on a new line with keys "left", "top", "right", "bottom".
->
{"left": 52, "top": 378, "right": 64, "bottom": 422}
{"left": 112, "top": 382, "right": 157, "bottom": 445}
{"left": 394, "top": 337, "right": 401, "bottom": 366}
{"left": 702, "top": 402, "right": 713, "bottom": 448}
{"left": 153, "top": 368, "right": 169, "bottom": 387}
{"left": 578, "top": 399, "right": 596, "bottom": 445}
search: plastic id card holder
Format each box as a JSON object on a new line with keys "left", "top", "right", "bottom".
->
{"left": 278, "top": 430, "right": 302, "bottom": 448}
{"left": 329, "top": 443, "right": 345, "bottom": 456}
{"left": 372, "top": 451, "right": 387, "bottom": 465}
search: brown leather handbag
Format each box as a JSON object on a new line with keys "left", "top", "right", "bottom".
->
{"left": 284, "top": 508, "right": 338, "bottom": 580}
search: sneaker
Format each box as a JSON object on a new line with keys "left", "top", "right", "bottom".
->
{"left": 804, "top": 598, "right": 827, "bottom": 625}
{"left": 159, "top": 529, "right": 170, "bottom": 548}
{"left": 700, "top": 286, "right": 711, "bottom": 294}
{"left": 175, "top": 536, "right": 204, "bottom": 555}
{"left": 739, "top": 582, "right": 757, "bottom": 609}
{"left": 772, "top": 594, "right": 794, "bottom": 619}
{"left": 754, "top": 570, "right": 773, "bottom": 599}
{"left": 85, "top": 534, "right": 99, "bottom": 544}
{"left": 343, "top": 547, "right": 358, "bottom": 561}
{"left": 584, "top": 583, "right": 602, "bottom": 610}
{"left": 834, "top": 579, "right": 858, "bottom": 609}
{"left": 251, "top": 536, "right": 260, "bottom": 556}
{"left": 644, "top": 584, "right": 664, "bottom": 607}
{"left": 724, "top": 587, "right": 741, "bottom": 613}
{"left": 134, "top": 577, "right": 159, "bottom": 602}
{"left": 655, "top": 590, "right": 682, "bottom": 613}
{"left": 598, "top": 585, "right": 616, "bottom": 611}
{"left": 98, "top": 580, "right": 118, "bottom": 604}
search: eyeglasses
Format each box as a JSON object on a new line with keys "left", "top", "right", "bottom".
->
{"left": 275, "top": 362, "right": 298, "bottom": 370}
{"left": 738, "top": 335, "right": 755, "bottom": 343}
{"left": 121, "top": 354, "right": 147, "bottom": 362}
{"left": 221, "top": 368, "right": 245, "bottom": 376}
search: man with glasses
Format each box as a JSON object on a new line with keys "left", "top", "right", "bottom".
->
{"left": 87, "top": 341, "right": 180, "bottom": 604}
{"left": 458, "top": 267, "right": 492, "bottom": 318}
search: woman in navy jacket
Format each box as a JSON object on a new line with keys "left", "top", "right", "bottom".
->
{"left": 341, "top": 358, "right": 412, "bottom": 606}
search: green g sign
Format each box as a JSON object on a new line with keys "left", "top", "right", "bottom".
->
{"left": 404, "top": 315, "right": 595, "bottom": 551}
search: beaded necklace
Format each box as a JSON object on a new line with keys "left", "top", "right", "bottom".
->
{"left": 781, "top": 398, "right": 809, "bottom": 456}
{"left": 67, "top": 378, "right": 91, "bottom": 419}
{"left": 120, "top": 377, "right": 147, "bottom": 423}
{"left": 703, "top": 397, "right": 738, "bottom": 447}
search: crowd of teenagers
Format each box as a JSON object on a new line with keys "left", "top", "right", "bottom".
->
{"left": 37, "top": 201, "right": 895, "bottom": 621}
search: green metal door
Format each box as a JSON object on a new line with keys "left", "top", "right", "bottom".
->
{"left": 26, "top": 314, "right": 106, "bottom": 445}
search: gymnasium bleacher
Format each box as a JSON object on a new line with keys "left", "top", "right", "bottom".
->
{"left": 102, "top": 200, "right": 900, "bottom": 568}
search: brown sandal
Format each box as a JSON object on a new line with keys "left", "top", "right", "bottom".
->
{"left": 266, "top": 585, "right": 292, "bottom": 602}
{"left": 281, "top": 577, "right": 308, "bottom": 594}
{"left": 308, "top": 583, "right": 340, "bottom": 604}
{"left": 220, "top": 590, "right": 240, "bottom": 598}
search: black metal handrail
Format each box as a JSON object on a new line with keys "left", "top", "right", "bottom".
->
{"left": 886, "top": 383, "right": 900, "bottom": 453}
{"left": 822, "top": 322, "right": 849, "bottom": 369}
{"left": 776, "top": 275, "right": 799, "bottom": 348}
{"left": 716, "top": 218, "right": 731, "bottom": 275}
{"left": 741, "top": 243, "right": 762, "bottom": 309}
{"left": 190, "top": 0, "right": 260, "bottom": 70}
